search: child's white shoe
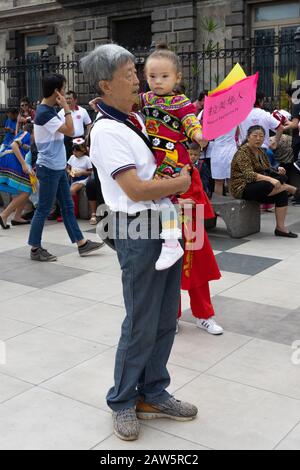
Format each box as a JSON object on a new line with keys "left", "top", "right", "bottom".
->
{"left": 155, "top": 243, "right": 184, "bottom": 271}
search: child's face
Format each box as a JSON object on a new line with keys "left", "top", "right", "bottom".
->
{"left": 189, "top": 150, "right": 200, "bottom": 165}
{"left": 146, "top": 58, "right": 182, "bottom": 96}
{"left": 73, "top": 148, "right": 85, "bottom": 158}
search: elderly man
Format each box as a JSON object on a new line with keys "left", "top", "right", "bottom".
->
{"left": 81, "top": 44, "right": 198, "bottom": 441}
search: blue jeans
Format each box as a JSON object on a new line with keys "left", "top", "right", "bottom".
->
{"left": 107, "top": 211, "right": 182, "bottom": 411}
{"left": 28, "top": 165, "right": 83, "bottom": 247}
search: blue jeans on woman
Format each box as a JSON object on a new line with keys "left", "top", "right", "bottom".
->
{"left": 106, "top": 211, "right": 182, "bottom": 411}
{"left": 28, "top": 165, "right": 83, "bottom": 247}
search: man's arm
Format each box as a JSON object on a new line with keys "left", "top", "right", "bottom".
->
{"left": 85, "top": 123, "right": 92, "bottom": 137}
{"left": 285, "top": 117, "right": 299, "bottom": 131}
{"left": 274, "top": 124, "right": 284, "bottom": 146}
{"left": 115, "top": 166, "right": 191, "bottom": 203}
{"left": 56, "top": 92, "right": 74, "bottom": 137}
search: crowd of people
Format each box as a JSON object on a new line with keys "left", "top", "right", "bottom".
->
{"left": 0, "top": 42, "right": 300, "bottom": 441}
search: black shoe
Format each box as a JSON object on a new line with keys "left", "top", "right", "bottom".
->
{"left": 22, "top": 210, "right": 35, "bottom": 221}
{"left": 11, "top": 220, "right": 31, "bottom": 226}
{"left": 275, "top": 229, "right": 298, "bottom": 238}
{"left": 0, "top": 215, "right": 10, "bottom": 230}
{"left": 30, "top": 248, "right": 57, "bottom": 262}
{"left": 78, "top": 239, "right": 105, "bottom": 257}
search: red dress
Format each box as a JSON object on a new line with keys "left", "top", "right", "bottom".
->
{"left": 179, "top": 168, "right": 221, "bottom": 319}
{"left": 140, "top": 92, "right": 202, "bottom": 177}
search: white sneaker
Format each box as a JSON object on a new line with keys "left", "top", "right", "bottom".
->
{"left": 155, "top": 243, "right": 184, "bottom": 271}
{"left": 196, "top": 318, "right": 224, "bottom": 335}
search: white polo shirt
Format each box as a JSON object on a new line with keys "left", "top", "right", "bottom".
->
{"left": 239, "top": 107, "right": 280, "bottom": 149}
{"left": 58, "top": 106, "right": 92, "bottom": 137}
{"left": 90, "top": 113, "right": 158, "bottom": 215}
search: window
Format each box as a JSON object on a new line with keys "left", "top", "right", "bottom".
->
{"left": 112, "top": 17, "right": 152, "bottom": 49}
{"left": 255, "top": 3, "right": 300, "bottom": 22}
{"left": 252, "top": 2, "right": 298, "bottom": 106}
{"left": 24, "top": 33, "right": 48, "bottom": 103}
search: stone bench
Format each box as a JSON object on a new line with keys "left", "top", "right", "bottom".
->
{"left": 209, "top": 194, "right": 261, "bottom": 239}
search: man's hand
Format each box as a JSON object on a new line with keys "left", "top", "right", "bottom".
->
{"left": 56, "top": 91, "right": 69, "bottom": 110}
{"left": 178, "top": 165, "right": 192, "bottom": 193}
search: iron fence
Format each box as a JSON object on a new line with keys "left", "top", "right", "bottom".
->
{"left": 0, "top": 32, "right": 297, "bottom": 115}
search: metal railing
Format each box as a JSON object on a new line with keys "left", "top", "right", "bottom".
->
{"left": 0, "top": 33, "right": 297, "bottom": 112}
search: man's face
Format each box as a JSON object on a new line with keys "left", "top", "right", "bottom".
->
{"left": 101, "top": 60, "right": 140, "bottom": 111}
{"left": 66, "top": 94, "right": 76, "bottom": 108}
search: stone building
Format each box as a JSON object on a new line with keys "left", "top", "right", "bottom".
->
{"left": 0, "top": 0, "right": 299, "bottom": 106}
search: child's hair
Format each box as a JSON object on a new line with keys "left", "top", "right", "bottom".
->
{"left": 146, "top": 43, "right": 182, "bottom": 74}
{"left": 72, "top": 138, "right": 87, "bottom": 154}
{"left": 188, "top": 143, "right": 201, "bottom": 152}
{"left": 8, "top": 108, "right": 18, "bottom": 115}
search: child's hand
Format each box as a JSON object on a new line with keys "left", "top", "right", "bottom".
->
{"left": 193, "top": 131, "right": 208, "bottom": 151}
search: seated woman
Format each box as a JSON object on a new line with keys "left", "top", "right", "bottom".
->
{"left": 0, "top": 122, "right": 34, "bottom": 229}
{"left": 230, "top": 125, "right": 300, "bottom": 238}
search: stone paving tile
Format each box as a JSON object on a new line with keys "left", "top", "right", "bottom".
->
{"left": 181, "top": 295, "right": 292, "bottom": 342}
{"left": 94, "top": 427, "right": 209, "bottom": 451}
{"left": 144, "top": 374, "right": 300, "bottom": 450}
{"left": 208, "top": 339, "right": 300, "bottom": 401}
{"left": 0, "top": 208, "right": 300, "bottom": 449}
{"left": 0, "top": 387, "right": 112, "bottom": 450}
{"left": 215, "top": 252, "right": 280, "bottom": 276}
{"left": 0, "top": 263, "right": 89, "bottom": 289}
{"left": 0, "top": 328, "right": 109, "bottom": 385}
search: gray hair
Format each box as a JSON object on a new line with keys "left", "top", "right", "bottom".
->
{"left": 80, "top": 44, "right": 135, "bottom": 94}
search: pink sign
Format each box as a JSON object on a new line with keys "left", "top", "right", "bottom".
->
{"left": 202, "top": 73, "right": 259, "bottom": 141}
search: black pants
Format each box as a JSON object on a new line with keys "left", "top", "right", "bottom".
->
{"left": 243, "top": 181, "right": 289, "bottom": 208}
{"left": 85, "top": 166, "right": 104, "bottom": 205}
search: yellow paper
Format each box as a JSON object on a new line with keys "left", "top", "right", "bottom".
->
{"left": 30, "top": 174, "right": 38, "bottom": 193}
{"left": 209, "top": 63, "right": 247, "bottom": 96}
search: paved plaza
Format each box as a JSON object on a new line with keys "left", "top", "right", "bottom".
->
{"left": 0, "top": 209, "right": 300, "bottom": 450}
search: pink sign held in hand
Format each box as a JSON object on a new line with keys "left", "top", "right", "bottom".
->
{"left": 202, "top": 73, "right": 259, "bottom": 141}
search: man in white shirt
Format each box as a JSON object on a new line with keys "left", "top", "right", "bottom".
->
{"left": 239, "top": 92, "right": 284, "bottom": 149}
{"left": 81, "top": 44, "right": 198, "bottom": 442}
{"left": 58, "top": 90, "right": 92, "bottom": 158}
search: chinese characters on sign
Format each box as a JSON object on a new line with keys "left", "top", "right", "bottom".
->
{"left": 202, "top": 73, "right": 259, "bottom": 141}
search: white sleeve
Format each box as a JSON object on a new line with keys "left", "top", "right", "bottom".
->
{"left": 267, "top": 112, "right": 281, "bottom": 132}
{"left": 85, "top": 156, "right": 93, "bottom": 170}
{"left": 91, "top": 125, "right": 136, "bottom": 179}
{"left": 67, "top": 155, "right": 75, "bottom": 166}
{"left": 83, "top": 108, "right": 92, "bottom": 126}
{"left": 45, "top": 116, "right": 64, "bottom": 135}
